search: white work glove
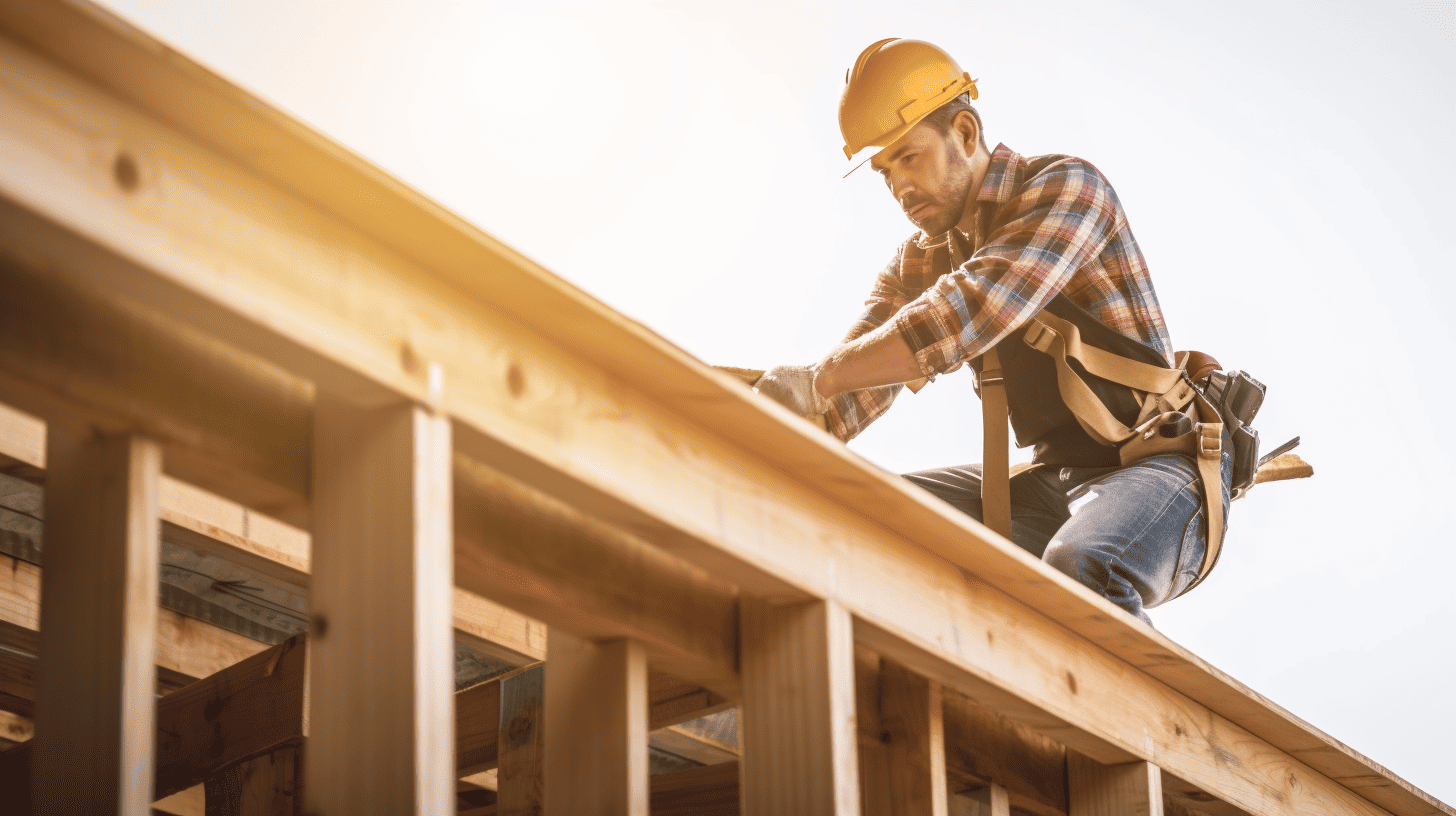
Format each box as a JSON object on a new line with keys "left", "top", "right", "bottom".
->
{"left": 755, "top": 364, "right": 830, "bottom": 419}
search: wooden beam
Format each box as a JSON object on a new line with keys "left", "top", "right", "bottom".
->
{"left": 651, "top": 762, "right": 740, "bottom": 816}
{"left": 0, "top": 246, "right": 311, "bottom": 527}
{"left": 305, "top": 398, "right": 455, "bottom": 815}
{"left": 649, "top": 723, "right": 739, "bottom": 767}
{"left": 0, "top": 552, "right": 274, "bottom": 698}
{"left": 0, "top": 7, "right": 1442, "bottom": 816}
{"left": 739, "top": 598, "right": 859, "bottom": 816}
{"left": 955, "top": 784, "right": 1011, "bottom": 816}
{"left": 0, "top": 397, "right": 546, "bottom": 669}
{"left": 203, "top": 746, "right": 303, "bottom": 816}
{"left": 1068, "top": 752, "right": 1163, "bottom": 816}
{"left": 32, "top": 425, "right": 161, "bottom": 815}
{"left": 543, "top": 632, "right": 649, "bottom": 816}
{"left": 496, "top": 665, "right": 544, "bottom": 816}
{"left": 155, "top": 635, "right": 308, "bottom": 801}
{"left": 880, "top": 659, "right": 949, "bottom": 816}
{"left": 942, "top": 688, "right": 1067, "bottom": 816}
{"left": 454, "top": 454, "right": 738, "bottom": 699}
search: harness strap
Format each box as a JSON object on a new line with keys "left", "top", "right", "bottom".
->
{"left": 1021, "top": 313, "right": 1198, "bottom": 446}
{"left": 978, "top": 346, "right": 1013, "bottom": 539}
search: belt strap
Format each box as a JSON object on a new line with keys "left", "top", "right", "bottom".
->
{"left": 978, "top": 346, "right": 1012, "bottom": 539}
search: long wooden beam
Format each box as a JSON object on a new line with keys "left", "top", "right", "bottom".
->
{"left": 0, "top": 5, "right": 1442, "bottom": 816}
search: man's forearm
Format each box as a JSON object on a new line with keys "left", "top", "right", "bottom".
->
{"left": 814, "top": 321, "right": 923, "bottom": 398}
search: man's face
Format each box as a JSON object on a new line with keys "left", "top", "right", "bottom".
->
{"left": 870, "top": 122, "right": 975, "bottom": 237}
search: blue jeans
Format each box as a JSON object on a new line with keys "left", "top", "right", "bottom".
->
{"left": 903, "top": 452, "right": 1233, "bottom": 624}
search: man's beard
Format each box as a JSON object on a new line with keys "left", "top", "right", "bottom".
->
{"left": 905, "top": 161, "right": 975, "bottom": 236}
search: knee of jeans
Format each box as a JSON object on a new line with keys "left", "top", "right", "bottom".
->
{"left": 1044, "top": 538, "right": 1103, "bottom": 582}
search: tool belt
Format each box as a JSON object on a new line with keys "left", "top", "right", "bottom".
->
{"left": 976, "top": 311, "right": 1268, "bottom": 593}
{"left": 896, "top": 237, "right": 1265, "bottom": 593}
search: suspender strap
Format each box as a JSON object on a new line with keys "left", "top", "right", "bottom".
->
{"left": 978, "top": 346, "right": 1013, "bottom": 539}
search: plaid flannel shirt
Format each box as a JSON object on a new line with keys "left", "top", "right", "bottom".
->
{"left": 825, "top": 143, "right": 1174, "bottom": 442}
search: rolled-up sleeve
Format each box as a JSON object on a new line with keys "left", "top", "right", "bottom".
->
{"left": 892, "top": 159, "right": 1122, "bottom": 376}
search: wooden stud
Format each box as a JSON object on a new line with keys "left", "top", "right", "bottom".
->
{"left": 496, "top": 665, "right": 545, "bottom": 816}
{"left": 738, "top": 597, "right": 859, "bottom": 816}
{"left": 543, "top": 631, "right": 649, "bottom": 816}
{"left": 1068, "top": 751, "right": 1163, "bottom": 816}
{"left": 305, "top": 398, "right": 454, "bottom": 815}
{"left": 204, "top": 746, "right": 302, "bottom": 816}
{"left": 880, "top": 660, "right": 949, "bottom": 816}
{"left": 32, "top": 424, "right": 161, "bottom": 816}
{"left": 0, "top": 6, "right": 1440, "bottom": 814}
{"left": 855, "top": 647, "right": 892, "bottom": 816}
{"left": 955, "top": 783, "right": 1011, "bottom": 816}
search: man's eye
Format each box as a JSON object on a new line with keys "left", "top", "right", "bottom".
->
{"left": 901, "top": 153, "right": 917, "bottom": 165}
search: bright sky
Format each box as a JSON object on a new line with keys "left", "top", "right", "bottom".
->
{"left": 102, "top": 0, "right": 1456, "bottom": 803}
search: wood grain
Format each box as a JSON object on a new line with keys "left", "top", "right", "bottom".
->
{"left": 305, "top": 399, "right": 455, "bottom": 815}
{"left": 739, "top": 598, "right": 860, "bottom": 816}
{"left": 33, "top": 426, "right": 160, "bottom": 816}
{"left": 496, "top": 665, "right": 545, "bottom": 816}
{"left": 1068, "top": 752, "right": 1163, "bottom": 816}
{"left": 543, "top": 632, "right": 649, "bottom": 816}
{"left": 0, "top": 5, "right": 1440, "bottom": 815}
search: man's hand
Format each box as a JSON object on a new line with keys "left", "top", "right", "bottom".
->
{"left": 755, "top": 364, "right": 829, "bottom": 419}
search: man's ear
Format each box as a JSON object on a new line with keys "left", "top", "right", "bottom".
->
{"left": 953, "top": 110, "right": 979, "bottom": 156}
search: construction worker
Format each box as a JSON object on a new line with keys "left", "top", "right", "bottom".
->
{"left": 755, "top": 38, "right": 1235, "bottom": 624}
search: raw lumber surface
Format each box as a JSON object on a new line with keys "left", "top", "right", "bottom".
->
{"left": 0, "top": 3, "right": 1442, "bottom": 815}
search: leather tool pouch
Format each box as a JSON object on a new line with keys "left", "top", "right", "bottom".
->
{"left": 1200, "top": 370, "right": 1266, "bottom": 495}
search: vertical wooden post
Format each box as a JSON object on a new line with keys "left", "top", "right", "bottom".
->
{"left": 738, "top": 597, "right": 860, "bottom": 816}
{"left": 1068, "top": 751, "right": 1163, "bottom": 816}
{"left": 956, "top": 783, "right": 1010, "bottom": 816}
{"left": 305, "top": 398, "right": 454, "bottom": 815}
{"left": 880, "top": 660, "right": 949, "bottom": 816}
{"left": 204, "top": 745, "right": 304, "bottom": 816}
{"left": 855, "top": 647, "right": 892, "bottom": 815}
{"left": 32, "top": 425, "right": 161, "bottom": 816}
{"left": 543, "top": 631, "right": 648, "bottom": 816}
{"left": 498, "top": 664, "right": 546, "bottom": 816}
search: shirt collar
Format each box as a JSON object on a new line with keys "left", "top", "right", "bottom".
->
{"left": 976, "top": 143, "right": 1021, "bottom": 204}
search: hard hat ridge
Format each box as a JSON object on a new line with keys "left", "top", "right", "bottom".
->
{"left": 838, "top": 38, "right": 979, "bottom": 163}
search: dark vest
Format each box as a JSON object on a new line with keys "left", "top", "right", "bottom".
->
{"left": 907, "top": 239, "right": 1170, "bottom": 467}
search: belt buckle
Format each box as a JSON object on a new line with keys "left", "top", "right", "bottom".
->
{"left": 1198, "top": 424, "right": 1222, "bottom": 458}
{"left": 1023, "top": 321, "right": 1057, "bottom": 354}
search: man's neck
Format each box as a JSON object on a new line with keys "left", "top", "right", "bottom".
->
{"left": 954, "top": 147, "right": 994, "bottom": 235}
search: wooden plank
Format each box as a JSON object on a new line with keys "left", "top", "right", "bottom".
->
{"left": 1068, "top": 752, "right": 1163, "bottom": 816}
{"left": 880, "top": 659, "right": 949, "bottom": 816}
{"left": 0, "top": 552, "right": 271, "bottom": 695}
{"left": 32, "top": 425, "right": 161, "bottom": 815}
{"left": 0, "top": 247, "right": 311, "bottom": 527}
{"left": 496, "top": 665, "right": 545, "bottom": 816}
{"left": 955, "top": 783, "right": 1011, "bottom": 816}
{"left": 1161, "top": 772, "right": 1252, "bottom": 816}
{"left": 0, "top": 8, "right": 1441, "bottom": 816}
{"left": 455, "top": 455, "right": 738, "bottom": 698}
{"left": 738, "top": 598, "right": 859, "bottom": 816}
{"left": 305, "top": 398, "right": 454, "bottom": 815}
{"left": 855, "top": 647, "right": 893, "bottom": 816}
{"left": 203, "top": 745, "right": 302, "bottom": 816}
{"left": 543, "top": 632, "right": 649, "bottom": 816}
{"left": 942, "top": 689, "right": 1067, "bottom": 816}
{"left": 651, "top": 761, "right": 740, "bottom": 816}
{"left": 649, "top": 724, "right": 739, "bottom": 767}
{"left": 155, "top": 635, "right": 307, "bottom": 801}
{"left": 0, "top": 397, "right": 547, "bottom": 668}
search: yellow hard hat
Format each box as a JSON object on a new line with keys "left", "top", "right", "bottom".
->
{"left": 839, "top": 38, "right": 979, "bottom": 162}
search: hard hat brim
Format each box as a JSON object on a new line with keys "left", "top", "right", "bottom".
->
{"left": 840, "top": 73, "right": 980, "bottom": 171}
